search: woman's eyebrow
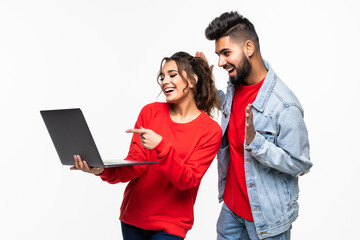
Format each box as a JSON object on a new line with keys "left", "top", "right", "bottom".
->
{"left": 160, "top": 69, "right": 177, "bottom": 76}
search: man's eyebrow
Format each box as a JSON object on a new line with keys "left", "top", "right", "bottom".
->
{"left": 217, "top": 48, "right": 231, "bottom": 55}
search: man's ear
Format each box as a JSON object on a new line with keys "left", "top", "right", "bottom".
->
{"left": 243, "top": 40, "right": 255, "bottom": 57}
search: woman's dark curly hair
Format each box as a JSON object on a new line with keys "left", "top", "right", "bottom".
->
{"left": 157, "top": 51, "right": 220, "bottom": 118}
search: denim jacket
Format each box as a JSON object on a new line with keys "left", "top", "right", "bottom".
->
{"left": 217, "top": 60, "right": 312, "bottom": 239}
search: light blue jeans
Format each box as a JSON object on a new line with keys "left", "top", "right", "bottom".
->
{"left": 217, "top": 203, "right": 291, "bottom": 240}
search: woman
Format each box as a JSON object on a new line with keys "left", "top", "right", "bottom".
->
{"left": 71, "top": 51, "right": 222, "bottom": 239}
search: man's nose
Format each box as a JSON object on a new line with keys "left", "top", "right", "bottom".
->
{"left": 218, "top": 56, "right": 227, "bottom": 67}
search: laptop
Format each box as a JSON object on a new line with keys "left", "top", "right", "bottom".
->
{"left": 40, "top": 108, "right": 157, "bottom": 168}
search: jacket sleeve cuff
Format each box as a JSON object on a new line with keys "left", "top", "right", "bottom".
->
{"left": 245, "top": 132, "right": 265, "bottom": 152}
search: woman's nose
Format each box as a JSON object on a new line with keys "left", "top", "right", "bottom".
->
{"left": 162, "top": 76, "right": 170, "bottom": 84}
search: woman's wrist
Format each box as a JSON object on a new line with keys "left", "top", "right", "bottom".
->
{"left": 94, "top": 168, "right": 105, "bottom": 176}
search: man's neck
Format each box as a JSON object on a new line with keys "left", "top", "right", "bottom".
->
{"left": 244, "top": 58, "right": 268, "bottom": 85}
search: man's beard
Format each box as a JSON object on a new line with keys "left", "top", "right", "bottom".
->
{"left": 230, "top": 53, "right": 252, "bottom": 87}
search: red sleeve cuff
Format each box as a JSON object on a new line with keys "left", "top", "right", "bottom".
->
{"left": 97, "top": 167, "right": 111, "bottom": 179}
{"left": 153, "top": 138, "right": 171, "bottom": 159}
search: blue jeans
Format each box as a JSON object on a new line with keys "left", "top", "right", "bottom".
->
{"left": 217, "top": 203, "right": 291, "bottom": 240}
{"left": 121, "top": 221, "right": 184, "bottom": 240}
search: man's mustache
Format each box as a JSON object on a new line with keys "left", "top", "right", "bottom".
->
{"left": 223, "top": 63, "right": 235, "bottom": 70}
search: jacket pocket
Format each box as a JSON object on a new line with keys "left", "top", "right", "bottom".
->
{"left": 280, "top": 173, "right": 299, "bottom": 207}
{"left": 257, "top": 131, "right": 276, "bottom": 143}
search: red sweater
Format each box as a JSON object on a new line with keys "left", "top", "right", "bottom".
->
{"left": 99, "top": 102, "right": 222, "bottom": 238}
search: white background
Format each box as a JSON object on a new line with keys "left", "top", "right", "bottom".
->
{"left": 1, "top": 0, "right": 359, "bottom": 239}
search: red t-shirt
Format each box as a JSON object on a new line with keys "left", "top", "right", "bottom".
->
{"left": 224, "top": 79, "right": 264, "bottom": 222}
{"left": 99, "top": 102, "right": 222, "bottom": 238}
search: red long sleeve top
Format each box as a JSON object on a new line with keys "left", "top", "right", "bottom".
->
{"left": 99, "top": 102, "right": 222, "bottom": 238}
{"left": 225, "top": 79, "right": 264, "bottom": 222}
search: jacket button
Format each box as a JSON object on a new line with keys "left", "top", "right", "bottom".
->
{"left": 246, "top": 159, "right": 251, "bottom": 162}
{"left": 223, "top": 110, "right": 228, "bottom": 118}
{"left": 260, "top": 231, "right": 267, "bottom": 235}
{"left": 223, "top": 109, "right": 229, "bottom": 118}
{"left": 254, "top": 208, "right": 260, "bottom": 211}
{"left": 249, "top": 184, "right": 255, "bottom": 188}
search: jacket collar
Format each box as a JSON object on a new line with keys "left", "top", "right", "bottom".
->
{"left": 252, "top": 60, "right": 276, "bottom": 113}
{"left": 225, "top": 60, "right": 276, "bottom": 113}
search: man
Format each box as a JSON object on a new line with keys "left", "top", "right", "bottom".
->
{"left": 197, "top": 11, "right": 312, "bottom": 239}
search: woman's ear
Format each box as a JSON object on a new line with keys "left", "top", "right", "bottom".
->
{"left": 190, "top": 74, "right": 198, "bottom": 88}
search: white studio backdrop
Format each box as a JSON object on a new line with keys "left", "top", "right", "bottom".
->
{"left": 0, "top": 0, "right": 359, "bottom": 239}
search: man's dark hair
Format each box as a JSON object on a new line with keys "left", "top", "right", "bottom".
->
{"left": 205, "top": 11, "right": 259, "bottom": 50}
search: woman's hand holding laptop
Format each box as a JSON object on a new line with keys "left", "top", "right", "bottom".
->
{"left": 70, "top": 155, "right": 105, "bottom": 175}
